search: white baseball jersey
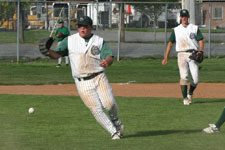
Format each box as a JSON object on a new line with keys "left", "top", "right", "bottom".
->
{"left": 68, "top": 33, "right": 104, "bottom": 78}
{"left": 174, "top": 24, "right": 199, "bottom": 52}
{"left": 54, "top": 33, "right": 122, "bottom": 137}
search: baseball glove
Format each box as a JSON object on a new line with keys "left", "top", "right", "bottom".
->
{"left": 189, "top": 51, "right": 204, "bottom": 63}
{"left": 56, "top": 32, "right": 64, "bottom": 38}
{"left": 39, "top": 37, "right": 54, "bottom": 56}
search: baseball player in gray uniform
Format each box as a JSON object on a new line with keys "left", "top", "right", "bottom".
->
{"left": 162, "top": 9, "right": 204, "bottom": 105}
{"left": 48, "top": 16, "right": 123, "bottom": 140}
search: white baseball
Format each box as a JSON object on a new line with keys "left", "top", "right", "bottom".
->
{"left": 28, "top": 107, "right": 35, "bottom": 114}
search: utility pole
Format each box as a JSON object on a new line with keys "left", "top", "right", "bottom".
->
{"left": 45, "top": 0, "right": 48, "bottom": 30}
{"left": 182, "top": 0, "right": 185, "bottom": 9}
{"left": 182, "top": 0, "right": 196, "bottom": 24}
{"left": 190, "top": 0, "right": 196, "bottom": 24}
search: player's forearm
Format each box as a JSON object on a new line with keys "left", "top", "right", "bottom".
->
{"left": 199, "top": 40, "right": 204, "bottom": 51}
{"left": 49, "top": 50, "right": 61, "bottom": 59}
{"left": 164, "top": 42, "right": 173, "bottom": 59}
{"left": 105, "top": 56, "right": 114, "bottom": 66}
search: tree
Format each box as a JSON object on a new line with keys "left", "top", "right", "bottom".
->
{"left": 0, "top": 2, "right": 16, "bottom": 28}
{"left": 0, "top": 1, "right": 31, "bottom": 42}
{"left": 114, "top": 0, "right": 180, "bottom": 42}
{"left": 130, "top": 1, "right": 180, "bottom": 41}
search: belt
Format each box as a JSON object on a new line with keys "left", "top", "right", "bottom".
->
{"left": 186, "top": 49, "right": 196, "bottom": 53}
{"left": 178, "top": 49, "right": 196, "bottom": 53}
{"left": 77, "top": 71, "right": 103, "bottom": 81}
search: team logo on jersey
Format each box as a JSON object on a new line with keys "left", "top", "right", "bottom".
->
{"left": 91, "top": 45, "right": 100, "bottom": 55}
{"left": 190, "top": 33, "right": 196, "bottom": 39}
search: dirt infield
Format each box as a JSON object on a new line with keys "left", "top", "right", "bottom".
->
{"left": 0, "top": 83, "right": 225, "bottom": 98}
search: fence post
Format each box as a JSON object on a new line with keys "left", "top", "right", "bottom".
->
{"left": 109, "top": 0, "right": 112, "bottom": 28}
{"left": 164, "top": 3, "right": 168, "bottom": 56}
{"left": 96, "top": 0, "right": 99, "bottom": 31}
{"left": 117, "top": 3, "right": 122, "bottom": 61}
{"left": 17, "top": 0, "right": 20, "bottom": 63}
{"left": 68, "top": 2, "right": 71, "bottom": 32}
{"left": 208, "top": 3, "right": 211, "bottom": 58}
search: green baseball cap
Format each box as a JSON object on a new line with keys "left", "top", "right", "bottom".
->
{"left": 78, "top": 16, "right": 93, "bottom": 26}
{"left": 180, "top": 9, "right": 189, "bottom": 17}
{"left": 58, "top": 19, "right": 64, "bottom": 24}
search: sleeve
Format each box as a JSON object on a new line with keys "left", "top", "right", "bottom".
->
{"left": 196, "top": 28, "right": 204, "bottom": 41}
{"left": 169, "top": 30, "right": 176, "bottom": 43}
{"left": 100, "top": 41, "right": 114, "bottom": 59}
{"left": 55, "top": 37, "right": 69, "bottom": 56}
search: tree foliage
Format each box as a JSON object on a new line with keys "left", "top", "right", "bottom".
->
{"left": 0, "top": 2, "right": 16, "bottom": 25}
{"left": 0, "top": 1, "right": 30, "bottom": 26}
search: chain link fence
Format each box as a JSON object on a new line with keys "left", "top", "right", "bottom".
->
{"left": 0, "top": 1, "right": 225, "bottom": 62}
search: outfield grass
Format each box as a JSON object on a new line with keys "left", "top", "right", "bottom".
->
{"left": 1, "top": 29, "right": 225, "bottom": 44}
{"left": 0, "top": 94, "right": 225, "bottom": 150}
{"left": 0, "top": 58, "right": 224, "bottom": 85}
{"left": 0, "top": 30, "right": 50, "bottom": 44}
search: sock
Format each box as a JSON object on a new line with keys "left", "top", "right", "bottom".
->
{"left": 189, "top": 85, "right": 196, "bottom": 95}
{"left": 215, "top": 107, "right": 225, "bottom": 128}
{"left": 181, "top": 85, "right": 188, "bottom": 99}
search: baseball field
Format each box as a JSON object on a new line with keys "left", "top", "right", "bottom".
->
{"left": 0, "top": 57, "right": 225, "bottom": 150}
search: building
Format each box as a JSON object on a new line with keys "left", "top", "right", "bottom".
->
{"left": 198, "top": 0, "right": 225, "bottom": 29}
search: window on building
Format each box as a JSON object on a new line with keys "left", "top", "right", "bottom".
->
{"left": 213, "top": 7, "right": 223, "bottom": 19}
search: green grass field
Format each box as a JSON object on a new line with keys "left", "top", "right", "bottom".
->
{"left": 0, "top": 58, "right": 225, "bottom": 85}
{"left": 0, "top": 29, "right": 225, "bottom": 44}
{"left": 0, "top": 58, "right": 225, "bottom": 150}
{"left": 0, "top": 95, "right": 225, "bottom": 150}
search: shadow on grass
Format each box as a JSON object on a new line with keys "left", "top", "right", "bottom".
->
{"left": 124, "top": 129, "right": 201, "bottom": 138}
{"left": 194, "top": 99, "right": 225, "bottom": 104}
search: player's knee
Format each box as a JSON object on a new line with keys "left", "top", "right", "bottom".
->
{"left": 90, "top": 107, "right": 104, "bottom": 117}
{"left": 103, "top": 101, "right": 115, "bottom": 110}
{"left": 191, "top": 79, "right": 198, "bottom": 86}
{"left": 180, "top": 79, "right": 188, "bottom": 85}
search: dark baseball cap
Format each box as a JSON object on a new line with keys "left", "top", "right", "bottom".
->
{"left": 180, "top": 9, "right": 189, "bottom": 17}
{"left": 78, "top": 16, "right": 93, "bottom": 26}
{"left": 58, "top": 19, "right": 64, "bottom": 23}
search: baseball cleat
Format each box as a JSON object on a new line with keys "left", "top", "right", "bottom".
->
{"left": 113, "top": 120, "right": 124, "bottom": 137}
{"left": 117, "top": 124, "right": 124, "bottom": 137}
{"left": 111, "top": 132, "right": 121, "bottom": 140}
{"left": 183, "top": 98, "right": 190, "bottom": 105}
{"left": 56, "top": 64, "right": 61, "bottom": 68}
{"left": 187, "top": 94, "right": 193, "bottom": 104}
{"left": 203, "top": 124, "right": 219, "bottom": 133}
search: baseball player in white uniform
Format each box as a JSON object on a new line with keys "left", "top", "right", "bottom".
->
{"left": 162, "top": 9, "right": 204, "bottom": 105}
{"left": 48, "top": 16, "right": 123, "bottom": 140}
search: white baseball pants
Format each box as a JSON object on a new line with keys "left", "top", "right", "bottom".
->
{"left": 75, "top": 72, "right": 118, "bottom": 135}
{"left": 177, "top": 52, "right": 199, "bottom": 86}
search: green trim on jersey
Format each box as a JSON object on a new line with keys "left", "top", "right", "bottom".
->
{"left": 55, "top": 26, "right": 70, "bottom": 42}
{"left": 100, "top": 41, "right": 114, "bottom": 59}
{"left": 169, "top": 28, "right": 204, "bottom": 43}
{"left": 55, "top": 37, "right": 69, "bottom": 56}
{"left": 169, "top": 30, "right": 176, "bottom": 43}
{"left": 55, "top": 35, "right": 114, "bottom": 59}
{"left": 196, "top": 29, "right": 204, "bottom": 41}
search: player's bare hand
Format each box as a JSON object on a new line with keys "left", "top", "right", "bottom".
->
{"left": 100, "top": 59, "right": 109, "bottom": 67}
{"left": 197, "top": 50, "right": 203, "bottom": 54}
{"left": 162, "top": 58, "right": 168, "bottom": 65}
